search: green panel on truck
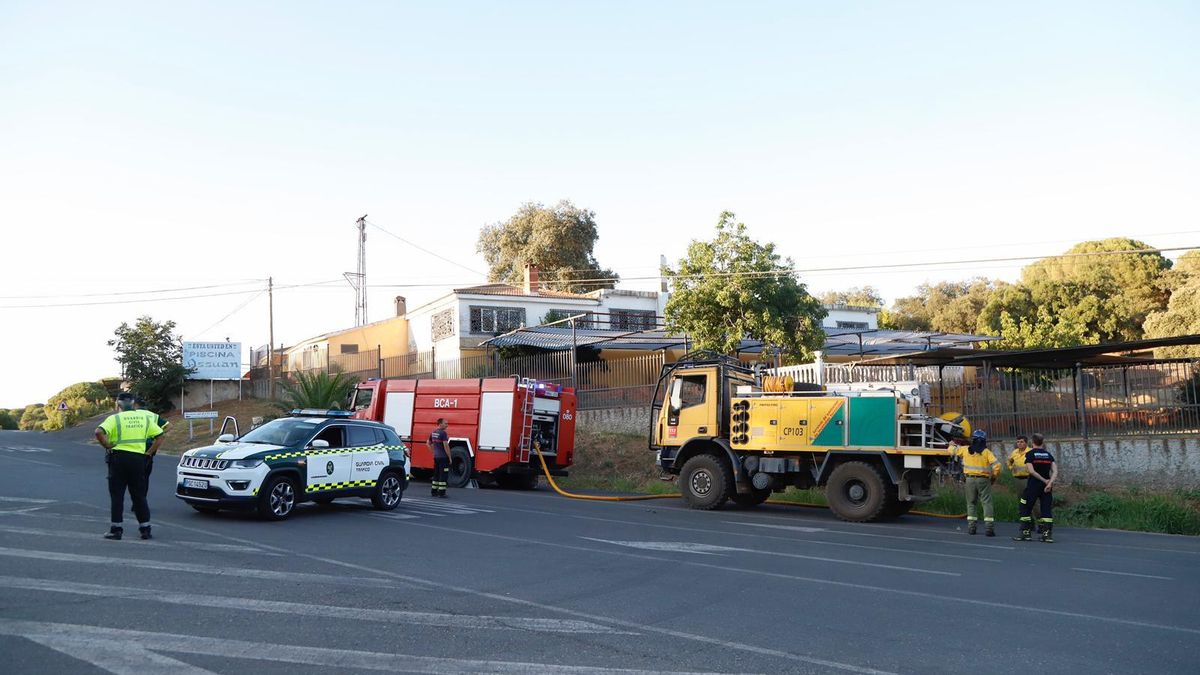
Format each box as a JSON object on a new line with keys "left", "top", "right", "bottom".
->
{"left": 847, "top": 396, "right": 897, "bottom": 447}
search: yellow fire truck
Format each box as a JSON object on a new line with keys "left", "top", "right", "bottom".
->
{"left": 649, "top": 352, "right": 966, "bottom": 521}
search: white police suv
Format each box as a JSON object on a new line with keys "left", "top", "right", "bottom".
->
{"left": 176, "top": 410, "right": 409, "bottom": 520}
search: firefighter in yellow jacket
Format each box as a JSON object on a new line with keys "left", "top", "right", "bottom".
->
{"left": 954, "top": 429, "right": 1001, "bottom": 536}
{"left": 1007, "top": 435, "right": 1031, "bottom": 486}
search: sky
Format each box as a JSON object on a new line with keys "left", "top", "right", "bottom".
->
{"left": 1, "top": 1, "right": 1198, "bottom": 408}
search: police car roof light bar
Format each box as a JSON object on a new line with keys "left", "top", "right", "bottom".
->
{"left": 289, "top": 408, "right": 355, "bottom": 418}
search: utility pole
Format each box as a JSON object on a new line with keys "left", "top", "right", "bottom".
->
{"left": 267, "top": 276, "right": 275, "bottom": 399}
{"left": 345, "top": 214, "right": 368, "bottom": 326}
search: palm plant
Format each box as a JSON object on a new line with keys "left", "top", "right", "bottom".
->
{"left": 279, "top": 370, "right": 357, "bottom": 410}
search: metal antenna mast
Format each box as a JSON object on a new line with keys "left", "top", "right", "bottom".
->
{"left": 344, "top": 214, "right": 368, "bottom": 325}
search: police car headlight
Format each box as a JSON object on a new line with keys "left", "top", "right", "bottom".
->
{"left": 230, "top": 459, "right": 263, "bottom": 469}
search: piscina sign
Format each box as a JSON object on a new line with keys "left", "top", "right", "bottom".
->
{"left": 183, "top": 341, "right": 242, "bottom": 380}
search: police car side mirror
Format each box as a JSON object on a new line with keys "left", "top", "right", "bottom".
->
{"left": 217, "top": 434, "right": 236, "bottom": 443}
{"left": 310, "top": 439, "right": 330, "bottom": 449}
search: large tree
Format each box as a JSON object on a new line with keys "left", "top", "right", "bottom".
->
{"left": 1143, "top": 251, "right": 1200, "bottom": 357}
{"left": 664, "top": 212, "right": 826, "bottom": 363}
{"left": 477, "top": 200, "right": 618, "bottom": 293}
{"left": 108, "top": 316, "right": 191, "bottom": 412}
{"left": 882, "top": 278, "right": 1000, "bottom": 334}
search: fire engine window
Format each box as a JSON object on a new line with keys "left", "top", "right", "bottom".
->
{"left": 347, "top": 425, "right": 378, "bottom": 447}
{"left": 676, "top": 375, "right": 707, "bottom": 409}
{"left": 312, "top": 425, "right": 345, "bottom": 448}
{"left": 351, "top": 387, "right": 372, "bottom": 412}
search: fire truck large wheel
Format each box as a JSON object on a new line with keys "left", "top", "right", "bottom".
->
{"left": 678, "top": 454, "right": 731, "bottom": 510}
{"left": 447, "top": 447, "right": 474, "bottom": 488}
{"left": 731, "top": 487, "right": 771, "bottom": 508}
{"left": 825, "top": 461, "right": 890, "bottom": 522}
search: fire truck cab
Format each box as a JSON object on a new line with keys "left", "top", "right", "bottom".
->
{"left": 350, "top": 377, "right": 576, "bottom": 489}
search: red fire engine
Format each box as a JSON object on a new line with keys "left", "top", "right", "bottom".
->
{"left": 349, "top": 377, "right": 577, "bottom": 489}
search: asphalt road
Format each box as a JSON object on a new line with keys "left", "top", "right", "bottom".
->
{"left": 1, "top": 428, "right": 1198, "bottom": 675}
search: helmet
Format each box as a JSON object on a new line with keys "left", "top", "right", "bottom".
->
{"left": 971, "top": 429, "right": 987, "bottom": 440}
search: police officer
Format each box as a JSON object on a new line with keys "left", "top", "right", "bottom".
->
{"left": 1007, "top": 435, "right": 1030, "bottom": 488}
{"left": 133, "top": 396, "right": 168, "bottom": 484}
{"left": 95, "top": 392, "right": 164, "bottom": 540}
{"left": 1014, "top": 433, "right": 1058, "bottom": 543}
{"left": 953, "top": 429, "right": 1001, "bottom": 536}
{"left": 428, "top": 417, "right": 450, "bottom": 498}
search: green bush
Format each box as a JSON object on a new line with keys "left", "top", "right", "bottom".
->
{"left": 280, "top": 371, "right": 357, "bottom": 410}
{"left": 0, "top": 410, "right": 17, "bottom": 430}
{"left": 43, "top": 381, "right": 112, "bottom": 431}
{"left": 19, "top": 404, "right": 47, "bottom": 431}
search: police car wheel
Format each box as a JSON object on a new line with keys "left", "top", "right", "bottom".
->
{"left": 371, "top": 471, "right": 404, "bottom": 510}
{"left": 258, "top": 475, "right": 298, "bottom": 521}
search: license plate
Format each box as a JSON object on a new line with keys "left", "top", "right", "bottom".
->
{"left": 183, "top": 479, "right": 209, "bottom": 490}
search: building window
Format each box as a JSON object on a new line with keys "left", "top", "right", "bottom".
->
{"left": 546, "top": 309, "right": 593, "bottom": 328}
{"left": 339, "top": 344, "right": 359, "bottom": 354}
{"left": 836, "top": 321, "right": 870, "bottom": 329}
{"left": 469, "top": 306, "right": 526, "bottom": 334}
{"left": 431, "top": 309, "right": 455, "bottom": 341}
{"left": 609, "top": 309, "right": 656, "bottom": 330}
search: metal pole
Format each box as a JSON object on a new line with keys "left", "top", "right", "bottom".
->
{"left": 570, "top": 318, "right": 578, "bottom": 391}
{"left": 377, "top": 344, "right": 383, "bottom": 378}
{"left": 938, "top": 365, "right": 945, "bottom": 417}
{"left": 1075, "top": 363, "right": 1087, "bottom": 439}
{"left": 267, "top": 277, "right": 275, "bottom": 400}
{"left": 1122, "top": 365, "right": 1131, "bottom": 431}
{"left": 1011, "top": 370, "right": 1018, "bottom": 438}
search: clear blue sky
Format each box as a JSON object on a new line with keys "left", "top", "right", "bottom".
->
{"left": 2, "top": 1, "right": 1198, "bottom": 407}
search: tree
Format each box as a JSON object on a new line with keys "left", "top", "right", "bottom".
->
{"left": 664, "top": 212, "right": 826, "bottom": 363}
{"left": 1143, "top": 251, "right": 1200, "bottom": 357}
{"left": 279, "top": 371, "right": 358, "bottom": 410}
{"left": 19, "top": 404, "right": 47, "bottom": 431}
{"left": 1019, "top": 237, "right": 1170, "bottom": 342}
{"left": 819, "top": 286, "right": 884, "bottom": 308}
{"left": 477, "top": 200, "right": 618, "bottom": 293}
{"left": 43, "top": 381, "right": 111, "bottom": 431}
{"left": 108, "top": 316, "right": 191, "bottom": 412}
{"left": 0, "top": 409, "right": 17, "bottom": 430}
{"left": 883, "top": 278, "right": 1000, "bottom": 334}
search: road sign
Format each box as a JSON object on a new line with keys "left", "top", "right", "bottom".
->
{"left": 56, "top": 401, "right": 68, "bottom": 412}
{"left": 183, "top": 411, "right": 220, "bottom": 420}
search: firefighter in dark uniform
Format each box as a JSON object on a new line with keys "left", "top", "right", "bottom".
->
{"left": 428, "top": 417, "right": 450, "bottom": 498}
{"left": 1014, "top": 433, "right": 1059, "bottom": 543}
{"left": 95, "top": 392, "right": 164, "bottom": 540}
{"left": 134, "top": 396, "right": 168, "bottom": 484}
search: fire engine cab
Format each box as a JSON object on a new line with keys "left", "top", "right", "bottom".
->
{"left": 350, "top": 377, "right": 576, "bottom": 489}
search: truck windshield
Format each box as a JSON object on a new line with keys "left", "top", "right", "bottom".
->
{"left": 350, "top": 387, "right": 372, "bottom": 412}
{"left": 238, "top": 418, "right": 322, "bottom": 446}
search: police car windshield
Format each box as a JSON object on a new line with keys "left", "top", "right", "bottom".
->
{"left": 238, "top": 418, "right": 323, "bottom": 447}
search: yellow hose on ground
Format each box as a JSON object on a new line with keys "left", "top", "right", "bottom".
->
{"left": 532, "top": 444, "right": 967, "bottom": 518}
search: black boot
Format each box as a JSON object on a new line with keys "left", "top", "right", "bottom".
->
{"left": 1012, "top": 526, "right": 1032, "bottom": 542}
{"left": 967, "top": 521, "right": 977, "bottom": 535}
{"left": 985, "top": 524, "right": 995, "bottom": 537}
{"left": 104, "top": 526, "right": 123, "bottom": 541}
{"left": 139, "top": 525, "right": 152, "bottom": 540}
{"left": 1040, "top": 525, "right": 1054, "bottom": 543}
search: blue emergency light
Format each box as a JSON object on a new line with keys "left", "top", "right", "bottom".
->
{"left": 535, "top": 383, "right": 562, "bottom": 397}
{"left": 289, "top": 409, "right": 355, "bottom": 418}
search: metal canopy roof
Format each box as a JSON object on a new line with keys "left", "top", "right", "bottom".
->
{"left": 859, "top": 334, "right": 1200, "bottom": 368}
{"left": 479, "top": 325, "right": 995, "bottom": 357}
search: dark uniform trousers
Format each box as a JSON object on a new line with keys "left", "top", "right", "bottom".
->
{"left": 1018, "top": 478, "right": 1053, "bottom": 531}
{"left": 108, "top": 450, "right": 151, "bottom": 525}
{"left": 432, "top": 455, "right": 449, "bottom": 495}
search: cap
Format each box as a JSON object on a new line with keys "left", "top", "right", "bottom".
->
{"left": 116, "top": 392, "right": 134, "bottom": 402}
{"left": 971, "top": 429, "right": 987, "bottom": 440}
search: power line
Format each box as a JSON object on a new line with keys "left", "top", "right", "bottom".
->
{"left": 194, "top": 290, "right": 265, "bottom": 338}
{"left": 0, "top": 279, "right": 344, "bottom": 309}
{"left": 0, "top": 280, "right": 265, "bottom": 300}
{"left": 364, "top": 219, "right": 486, "bottom": 277}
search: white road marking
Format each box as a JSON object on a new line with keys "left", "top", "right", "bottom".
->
{"left": 583, "top": 538, "right": 960, "bottom": 576}
{"left": 406, "top": 520, "right": 1200, "bottom": 638}
{"left": 0, "top": 546, "right": 417, "bottom": 588}
{"left": 1072, "top": 568, "right": 1174, "bottom": 581}
{"left": 0, "top": 453, "right": 59, "bottom": 467}
{"left": 0, "top": 496, "right": 57, "bottom": 504}
{"left": 0, "top": 576, "right": 633, "bottom": 635}
{"left": 0, "top": 524, "right": 279, "bottom": 555}
{"left": 25, "top": 634, "right": 217, "bottom": 675}
{"left": 722, "top": 522, "right": 826, "bottom": 533}
{"left": 737, "top": 520, "right": 1014, "bottom": 550}
{"left": 0, "top": 619, "right": 746, "bottom": 675}
{"left": 1077, "top": 541, "right": 1200, "bottom": 555}
{"left": 368, "top": 511, "right": 420, "bottom": 520}
{"left": 0, "top": 446, "right": 51, "bottom": 453}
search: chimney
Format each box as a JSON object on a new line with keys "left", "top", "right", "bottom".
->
{"left": 523, "top": 264, "right": 539, "bottom": 295}
{"left": 394, "top": 296, "right": 407, "bottom": 317}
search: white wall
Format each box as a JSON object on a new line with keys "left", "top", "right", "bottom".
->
{"left": 823, "top": 307, "right": 879, "bottom": 330}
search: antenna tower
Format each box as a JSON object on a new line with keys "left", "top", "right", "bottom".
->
{"left": 344, "top": 214, "right": 368, "bottom": 326}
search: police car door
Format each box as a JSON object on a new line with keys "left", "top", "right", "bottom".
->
{"left": 306, "top": 424, "right": 353, "bottom": 492}
{"left": 348, "top": 425, "right": 389, "bottom": 487}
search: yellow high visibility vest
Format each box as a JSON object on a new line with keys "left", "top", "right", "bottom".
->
{"left": 1008, "top": 448, "right": 1030, "bottom": 477}
{"left": 956, "top": 446, "right": 1000, "bottom": 478}
{"left": 98, "top": 410, "right": 162, "bottom": 454}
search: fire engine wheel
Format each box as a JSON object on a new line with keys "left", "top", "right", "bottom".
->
{"left": 731, "top": 487, "right": 772, "bottom": 508}
{"left": 679, "top": 454, "right": 731, "bottom": 510}
{"left": 825, "top": 461, "right": 891, "bottom": 523}
{"left": 448, "top": 447, "right": 474, "bottom": 488}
